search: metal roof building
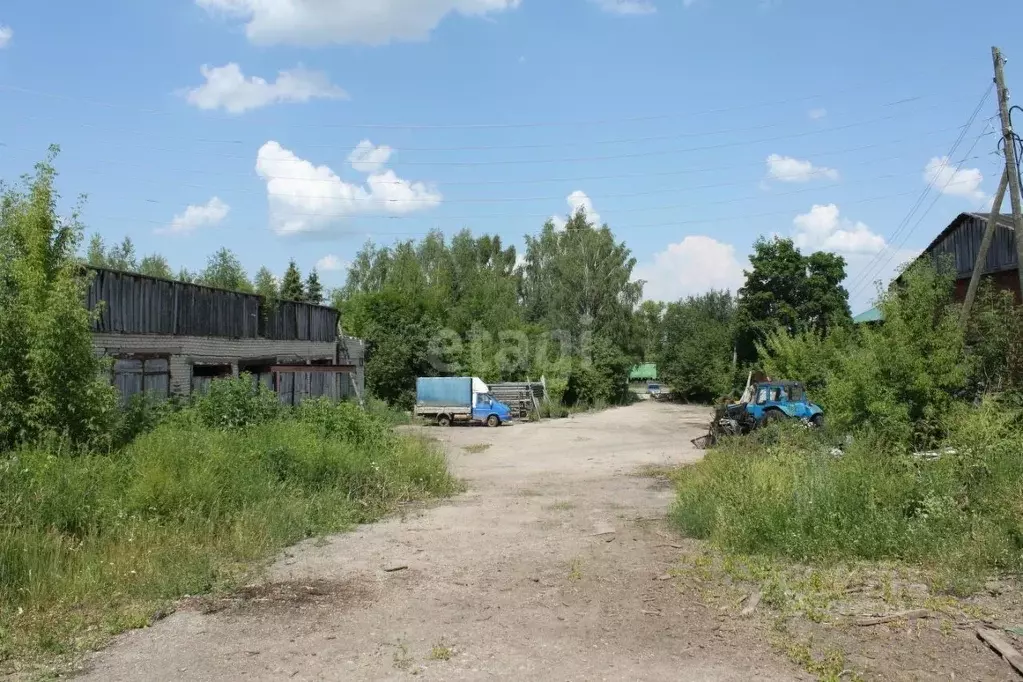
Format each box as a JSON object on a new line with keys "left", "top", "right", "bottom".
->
{"left": 854, "top": 212, "right": 1019, "bottom": 323}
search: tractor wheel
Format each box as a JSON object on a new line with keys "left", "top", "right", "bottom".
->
{"left": 438, "top": 414, "right": 452, "bottom": 427}
{"left": 486, "top": 414, "right": 501, "bottom": 428}
{"left": 810, "top": 414, "right": 824, "bottom": 429}
{"left": 762, "top": 409, "right": 785, "bottom": 426}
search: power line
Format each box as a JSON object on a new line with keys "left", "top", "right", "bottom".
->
{"left": 0, "top": 80, "right": 934, "bottom": 129}
{"left": 850, "top": 121, "right": 996, "bottom": 299}
{"left": 95, "top": 187, "right": 938, "bottom": 232}
{"left": 2, "top": 97, "right": 935, "bottom": 152}
{"left": 2, "top": 122, "right": 982, "bottom": 191}
{"left": 1, "top": 104, "right": 954, "bottom": 168}
{"left": 846, "top": 86, "right": 994, "bottom": 296}
{"left": 121, "top": 154, "right": 984, "bottom": 207}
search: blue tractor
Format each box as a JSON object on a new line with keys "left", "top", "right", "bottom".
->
{"left": 693, "top": 380, "right": 824, "bottom": 448}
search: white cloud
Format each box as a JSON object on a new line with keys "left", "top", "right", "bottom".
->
{"left": 590, "top": 0, "right": 657, "bottom": 14}
{"left": 765, "top": 154, "right": 839, "bottom": 183}
{"left": 792, "top": 204, "right": 885, "bottom": 255}
{"left": 158, "top": 197, "right": 230, "bottom": 235}
{"left": 184, "top": 63, "right": 346, "bottom": 114}
{"left": 552, "top": 190, "right": 602, "bottom": 231}
{"left": 316, "top": 254, "right": 346, "bottom": 271}
{"left": 348, "top": 140, "right": 394, "bottom": 173}
{"left": 197, "top": 0, "right": 520, "bottom": 46}
{"left": 0, "top": 25, "right": 12, "bottom": 48}
{"left": 808, "top": 108, "right": 827, "bottom": 120}
{"left": 255, "top": 141, "right": 442, "bottom": 235}
{"left": 923, "top": 156, "right": 986, "bottom": 201}
{"left": 634, "top": 236, "right": 747, "bottom": 302}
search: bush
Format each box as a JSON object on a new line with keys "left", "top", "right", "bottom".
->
{"left": 0, "top": 149, "right": 117, "bottom": 451}
{"left": 670, "top": 402, "right": 1023, "bottom": 585}
{"left": 0, "top": 401, "right": 459, "bottom": 664}
{"left": 192, "top": 375, "right": 281, "bottom": 429}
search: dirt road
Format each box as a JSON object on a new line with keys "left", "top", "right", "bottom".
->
{"left": 80, "top": 402, "right": 804, "bottom": 681}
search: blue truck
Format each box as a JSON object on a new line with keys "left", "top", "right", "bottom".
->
{"left": 414, "top": 377, "right": 513, "bottom": 427}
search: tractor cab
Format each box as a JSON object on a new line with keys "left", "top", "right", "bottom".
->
{"left": 745, "top": 381, "right": 823, "bottom": 426}
{"left": 693, "top": 378, "right": 824, "bottom": 449}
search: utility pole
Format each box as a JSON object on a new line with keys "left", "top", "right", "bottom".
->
{"left": 992, "top": 47, "right": 1023, "bottom": 300}
{"left": 961, "top": 170, "right": 1009, "bottom": 329}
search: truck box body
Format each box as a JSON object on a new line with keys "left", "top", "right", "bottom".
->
{"left": 416, "top": 377, "right": 473, "bottom": 409}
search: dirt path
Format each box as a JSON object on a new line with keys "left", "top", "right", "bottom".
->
{"left": 79, "top": 402, "right": 805, "bottom": 681}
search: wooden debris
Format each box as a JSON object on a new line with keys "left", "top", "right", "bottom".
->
{"left": 641, "top": 609, "right": 662, "bottom": 616}
{"left": 655, "top": 573, "right": 672, "bottom": 581}
{"left": 976, "top": 627, "right": 1023, "bottom": 676}
{"left": 855, "top": 609, "right": 930, "bottom": 626}
{"left": 655, "top": 543, "right": 685, "bottom": 549}
{"left": 740, "top": 591, "right": 762, "bottom": 617}
{"left": 383, "top": 565, "right": 409, "bottom": 573}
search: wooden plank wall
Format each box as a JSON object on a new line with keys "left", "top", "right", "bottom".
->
{"left": 87, "top": 268, "right": 339, "bottom": 342}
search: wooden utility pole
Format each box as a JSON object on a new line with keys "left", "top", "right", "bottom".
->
{"left": 992, "top": 47, "right": 1023, "bottom": 299}
{"left": 961, "top": 170, "right": 1009, "bottom": 329}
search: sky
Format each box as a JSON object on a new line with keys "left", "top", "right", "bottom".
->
{"left": 0, "top": 0, "right": 1020, "bottom": 314}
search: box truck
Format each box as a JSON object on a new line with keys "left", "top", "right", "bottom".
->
{"left": 414, "top": 377, "right": 512, "bottom": 427}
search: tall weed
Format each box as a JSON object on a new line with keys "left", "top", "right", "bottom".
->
{"left": 0, "top": 402, "right": 459, "bottom": 667}
{"left": 671, "top": 405, "right": 1023, "bottom": 583}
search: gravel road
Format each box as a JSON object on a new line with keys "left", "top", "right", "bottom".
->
{"left": 78, "top": 401, "right": 804, "bottom": 681}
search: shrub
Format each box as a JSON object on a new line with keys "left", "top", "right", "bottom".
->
{"left": 192, "top": 374, "right": 281, "bottom": 430}
{"left": 671, "top": 402, "right": 1023, "bottom": 583}
{"left": 0, "top": 403, "right": 459, "bottom": 664}
{"left": 0, "top": 148, "right": 117, "bottom": 451}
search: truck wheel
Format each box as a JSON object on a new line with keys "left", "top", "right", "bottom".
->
{"left": 486, "top": 415, "right": 500, "bottom": 428}
{"left": 438, "top": 414, "right": 452, "bottom": 427}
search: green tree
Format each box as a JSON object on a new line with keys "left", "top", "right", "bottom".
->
{"left": 105, "top": 236, "right": 138, "bottom": 271}
{"left": 86, "top": 233, "right": 107, "bottom": 266}
{"left": 344, "top": 290, "right": 439, "bottom": 408}
{"left": 0, "top": 149, "right": 116, "bottom": 450}
{"left": 634, "top": 300, "right": 665, "bottom": 361}
{"left": 254, "top": 266, "right": 278, "bottom": 300}
{"left": 138, "top": 254, "right": 173, "bottom": 279}
{"left": 520, "top": 210, "right": 642, "bottom": 353}
{"left": 823, "top": 262, "right": 966, "bottom": 445}
{"left": 305, "top": 268, "right": 323, "bottom": 305}
{"left": 280, "top": 260, "right": 304, "bottom": 301}
{"left": 177, "top": 267, "right": 197, "bottom": 284}
{"left": 199, "top": 248, "right": 252, "bottom": 292}
{"left": 735, "top": 237, "right": 851, "bottom": 364}
{"left": 659, "top": 291, "right": 736, "bottom": 401}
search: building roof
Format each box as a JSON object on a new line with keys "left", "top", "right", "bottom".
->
{"left": 853, "top": 306, "right": 883, "bottom": 324}
{"left": 967, "top": 212, "right": 1016, "bottom": 230}
{"left": 629, "top": 363, "right": 658, "bottom": 381}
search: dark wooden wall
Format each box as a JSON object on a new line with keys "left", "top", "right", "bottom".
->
{"left": 87, "top": 267, "right": 339, "bottom": 342}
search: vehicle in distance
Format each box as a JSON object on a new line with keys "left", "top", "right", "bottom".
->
{"left": 415, "top": 376, "right": 513, "bottom": 427}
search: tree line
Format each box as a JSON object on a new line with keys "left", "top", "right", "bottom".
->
{"left": 86, "top": 235, "right": 324, "bottom": 305}
{"left": 80, "top": 202, "right": 862, "bottom": 412}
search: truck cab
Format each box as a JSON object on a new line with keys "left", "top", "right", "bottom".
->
{"left": 472, "top": 393, "right": 512, "bottom": 427}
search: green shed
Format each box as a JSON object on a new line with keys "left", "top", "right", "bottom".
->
{"left": 629, "top": 363, "right": 658, "bottom": 381}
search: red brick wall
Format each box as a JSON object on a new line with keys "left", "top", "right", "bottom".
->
{"left": 954, "top": 269, "right": 1022, "bottom": 304}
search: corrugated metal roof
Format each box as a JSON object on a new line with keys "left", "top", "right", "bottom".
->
{"left": 853, "top": 306, "right": 883, "bottom": 324}
{"left": 629, "top": 363, "right": 658, "bottom": 380}
{"left": 901, "top": 213, "right": 1019, "bottom": 283}
{"left": 967, "top": 212, "right": 1016, "bottom": 230}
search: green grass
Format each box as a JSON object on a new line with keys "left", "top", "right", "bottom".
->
{"left": 670, "top": 400, "right": 1023, "bottom": 588}
{"left": 0, "top": 399, "right": 458, "bottom": 672}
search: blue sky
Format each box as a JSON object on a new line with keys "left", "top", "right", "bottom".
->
{"left": 0, "top": 0, "right": 1020, "bottom": 312}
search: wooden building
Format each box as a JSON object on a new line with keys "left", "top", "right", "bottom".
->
{"left": 86, "top": 267, "right": 365, "bottom": 405}
{"left": 854, "top": 212, "right": 1019, "bottom": 324}
{"left": 917, "top": 212, "right": 1019, "bottom": 303}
